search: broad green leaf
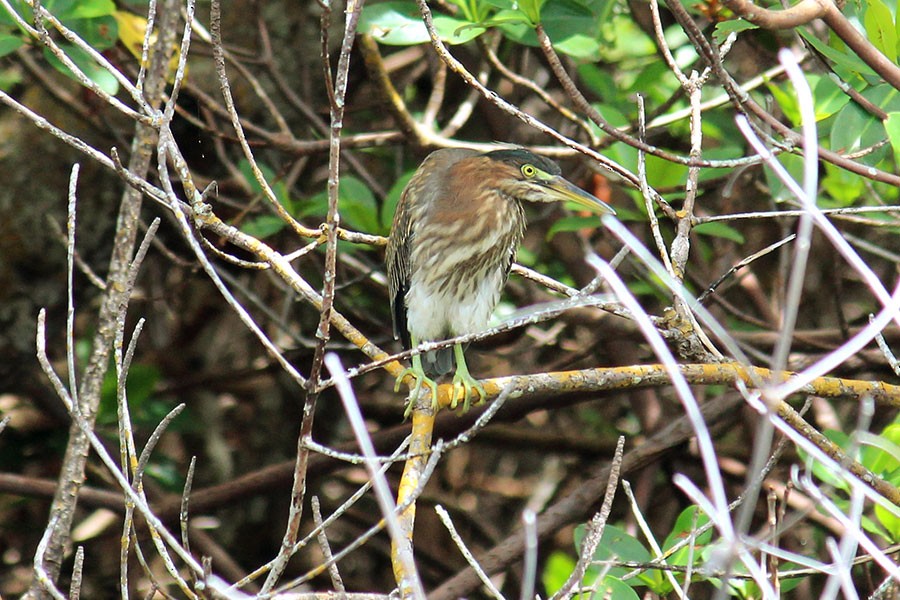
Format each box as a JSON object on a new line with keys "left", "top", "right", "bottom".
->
{"left": 813, "top": 74, "right": 850, "bottom": 120}
{"left": 821, "top": 161, "right": 866, "bottom": 206}
{"left": 864, "top": 0, "right": 898, "bottom": 63}
{"left": 576, "top": 524, "right": 651, "bottom": 571}
{"left": 302, "top": 176, "right": 380, "bottom": 234}
{"left": 797, "top": 28, "right": 878, "bottom": 79}
{"left": 238, "top": 159, "right": 293, "bottom": 212}
{"left": 861, "top": 424, "right": 900, "bottom": 476}
{"left": 499, "top": 0, "right": 606, "bottom": 59}
{"left": 43, "top": 0, "right": 115, "bottom": 20}
{"left": 98, "top": 363, "right": 160, "bottom": 426}
{"left": 43, "top": 44, "right": 119, "bottom": 95}
{"left": 0, "top": 65, "right": 23, "bottom": 90}
{"left": 693, "top": 222, "right": 745, "bottom": 244}
{"left": 242, "top": 215, "right": 286, "bottom": 239}
{"left": 382, "top": 170, "right": 415, "bottom": 231}
{"left": 552, "top": 33, "right": 600, "bottom": 59}
{"left": 662, "top": 506, "right": 713, "bottom": 569}
{"left": 832, "top": 84, "right": 900, "bottom": 164}
{"left": 767, "top": 80, "right": 800, "bottom": 126}
{"left": 359, "top": 2, "right": 484, "bottom": 45}
{"left": 713, "top": 18, "right": 757, "bottom": 43}
{"left": 769, "top": 73, "right": 851, "bottom": 125}
{"left": 145, "top": 456, "right": 184, "bottom": 491}
{"left": 447, "top": 0, "right": 494, "bottom": 21}
{"left": 577, "top": 64, "right": 617, "bottom": 102}
{"left": 576, "top": 523, "right": 663, "bottom": 590}
{"left": 546, "top": 215, "right": 601, "bottom": 239}
{"left": 541, "top": 551, "right": 576, "bottom": 596}
{"left": 67, "top": 0, "right": 116, "bottom": 19}
{"left": 663, "top": 504, "right": 713, "bottom": 550}
{"left": 0, "top": 0, "right": 27, "bottom": 26}
{"left": 594, "top": 577, "right": 641, "bottom": 599}
{"left": 644, "top": 154, "right": 688, "bottom": 189}
{"left": 763, "top": 152, "right": 804, "bottom": 204}
{"left": 797, "top": 429, "right": 852, "bottom": 492}
{"left": 886, "top": 111, "right": 900, "bottom": 165}
{"left": 861, "top": 511, "right": 895, "bottom": 538}
{"left": 518, "top": 0, "right": 546, "bottom": 24}
{"left": 0, "top": 33, "right": 23, "bottom": 58}
{"left": 831, "top": 101, "right": 870, "bottom": 154}
{"left": 66, "top": 15, "right": 118, "bottom": 51}
{"left": 336, "top": 176, "right": 380, "bottom": 233}
{"left": 874, "top": 501, "right": 900, "bottom": 541}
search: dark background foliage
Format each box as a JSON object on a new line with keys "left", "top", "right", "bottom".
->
{"left": 1, "top": 0, "right": 899, "bottom": 597}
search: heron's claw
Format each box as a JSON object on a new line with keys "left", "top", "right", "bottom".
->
{"left": 450, "top": 371, "right": 486, "bottom": 412}
{"left": 449, "top": 343, "right": 485, "bottom": 412}
{"left": 395, "top": 366, "right": 439, "bottom": 417}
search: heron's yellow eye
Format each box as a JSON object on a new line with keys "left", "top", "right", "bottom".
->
{"left": 521, "top": 164, "right": 537, "bottom": 178}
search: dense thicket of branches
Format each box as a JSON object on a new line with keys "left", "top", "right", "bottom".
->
{"left": 1, "top": 0, "right": 899, "bottom": 598}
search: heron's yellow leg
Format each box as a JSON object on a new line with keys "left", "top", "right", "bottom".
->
{"left": 450, "top": 344, "right": 486, "bottom": 412}
{"left": 395, "top": 337, "right": 440, "bottom": 416}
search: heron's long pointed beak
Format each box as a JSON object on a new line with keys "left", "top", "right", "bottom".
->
{"left": 542, "top": 176, "right": 615, "bottom": 215}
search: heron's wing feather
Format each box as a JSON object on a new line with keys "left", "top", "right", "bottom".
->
{"left": 386, "top": 189, "right": 412, "bottom": 349}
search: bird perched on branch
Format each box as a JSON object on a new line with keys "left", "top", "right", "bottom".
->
{"left": 386, "top": 148, "right": 615, "bottom": 415}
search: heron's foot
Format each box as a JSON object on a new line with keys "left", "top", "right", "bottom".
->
{"left": 395, "top": 366, "right": 439, "bottom": 417}
{"left": 449, "top": 343, "right": 485, "bottom": 412}
{"left": 450, "top": 370, "right": 486, "bottom": 412}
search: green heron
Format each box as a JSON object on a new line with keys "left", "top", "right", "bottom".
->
{"left": 386, "top": 148, "right": 615, "bottom": 414}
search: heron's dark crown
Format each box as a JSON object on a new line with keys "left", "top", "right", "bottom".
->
{"left": 482, "top": 149, "right": 562, "bottom": 177}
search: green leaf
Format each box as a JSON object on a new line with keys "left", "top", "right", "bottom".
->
{"left": 874, "top": 500, "right": 900, "bottom": 541}
{"left": 886, "top": 112, "right": 900, "bottom": 165}
{"left": 43, "top": 44, "right": 119, "bottom": 95}
{"left": 861, "top": 424, "right": 900, "bottom": 476}
{"left": 518, "top": 0, "right": 545, "bottom": 25}
{"left": 797, "top": 28, "right": 878, "bottom": 79}
{"left": 797, "top": 429, "right": 852, "bottom": 492}
{"left": 70, "top": 0, "right": 117, "bottom": 19}
{"left": 577, "top": 524, "right": 650, "bottom": 573}
{"left": 382, "top": 170, "right": 416, "bottom": 231}
{"left": 336, "top": 175, "right": 380, "bottom": 233}
{"left": 577, "top": 64, "right": 617, "bottom": 102}
{"left": 144, "top": 456, "right": 184, "bottom": 491}
{"left": 66, "top": 15, "right": 118, "bottom": 51}
{"left": 498, "top": 0, "right": 605, "bottom": 59}
{"left": 242, "top": 215, "right": 286, "bottom": 239}
{"left": 693, "top": 222, "right": 745, "bottom": 244}
{"left": 593, "top": 577, "right": 641, "bottom": 600}
{"left": 864, "top": 0, "right": 898, "bottom": 63}
{"left": 662, "top": 505, "right": 713, "bottom": 560}
{"left": 0, "top": 0, "right": 26, "bottom": 26}
{"left": 821, "top": 161, "right": 866, "bottom": 206}
{"left": 237, "top": 159, "right": 294, "bottom": 212}
{"left": 359, "top": 2, "right": 484, "bottom": 46}
{"left": 0, "top": 33, "right": 24, "bottom": 58}
{"left": 763, "top": 152, "right": 805, "bottom": 203}
{"left": 831, "top": 84, "right": 900, "bottom": 164}
{"left": 542, "top": 551, "right": 576, "bottom": 596}
{"left": 547, "top": 215, "right": 601, "bottom": 239}
{"left": 812, "top": 75, "right": 850, "bottom": 121}
{"left": 767, "top": 80, "right": 800, "bottom": 127}
{"left": 301, "top": 176, "right": 380, "bottom": 234}
{"left": 713, "top": 18, "right": 757, "bottom": 43}
{"left": 448, "top": 0, "right": 493, "bottom": 22}
{"left": 645, "top": 154, "right": 688, "bottom": 189}
{"left": 576, "top": 524, "right": 664, "bottom": 590}
{"left": 44, "top": 0, "right": 116, "bottom": 20}
{"left": 98, "top": 363, "right": 160, "bottom": 426}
